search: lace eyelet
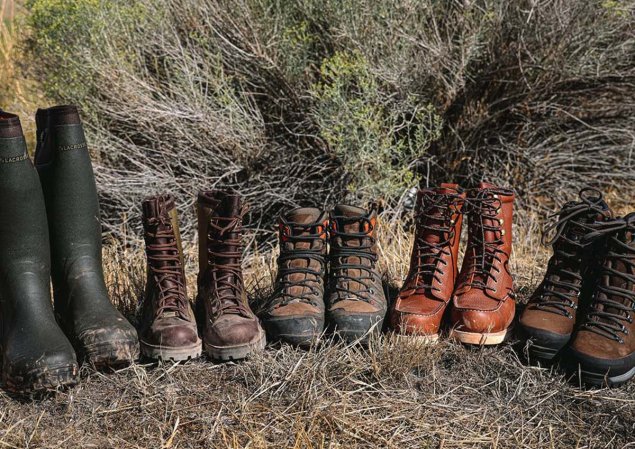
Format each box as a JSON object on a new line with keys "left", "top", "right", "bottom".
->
{"left": 567, "top": 314, "right": 573, "bottom": 320}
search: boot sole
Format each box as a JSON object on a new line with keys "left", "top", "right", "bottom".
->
{"left": 84, "top": 339, "right": 140, "bottom": 369}
{"left": 395, "top": 333, "right": 439, "bottom": 344}
{"left": 205, "top": 332, "right": 266, "bottom": 361}
{"left": 450, "top": 327, "right": 512, "bottom": 345}
{"left": 4, "top": 363, "right": 79, "bottom": 394}
{"left": 262, "top": 315, "right": 324, "bottom": 347}
{"left": 140, "top": 340, "right": 202, "bottom": 362}
{"left": 578, "top": 366, "right": 635, "bottom": 387}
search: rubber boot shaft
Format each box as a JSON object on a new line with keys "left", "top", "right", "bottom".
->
{"left": 0, "top": 113, "right": 78, "bottom": 392}
{"left": 34, "top": 105, "right": 139, "bottom": 367}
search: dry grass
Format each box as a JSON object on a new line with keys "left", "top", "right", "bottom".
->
{"left": 0, "top": 0, "right": 44, "bottom": 152}
{"left": 0, "top": 213, "right": 632, "bottom": 448}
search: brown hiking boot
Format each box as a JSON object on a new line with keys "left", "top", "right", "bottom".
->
{"left": 196, "top": 190, "right": 265, "bottom": 360}
{"left": 390, "top": 184, "right": 465, "bottom": 341}
{"left": 261, "top": 208, "right": 328, "bottom": 346}
{"left": 519, "top": 188, "right": 611, "bottom": 364}
{"left": 450, "top": 182, "right": 515, "bottom": 345}
{"left": 139, "top": 194, "right": 202, "bottom": 362}
{"left": 566, "top": 213, "right": 635, "bottom": 387}
{"left": 326, "top": 205, "right": 386, "bottom": 342}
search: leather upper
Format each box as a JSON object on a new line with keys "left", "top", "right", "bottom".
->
{"left": 391, "top": 184, "right": 465, "bottom": 335}
{"left": 452, "top": 182, "right": 515, "bottom": 333}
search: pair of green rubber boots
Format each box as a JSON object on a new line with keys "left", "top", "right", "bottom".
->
{"left": 0, "top": 106, "right": 139, "bottom": 394}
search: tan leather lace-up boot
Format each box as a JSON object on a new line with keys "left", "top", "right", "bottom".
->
{"left": 390, "top": 184, "right": 464, "bottom": 341}
{"left": 450, "top": 182, "right": 515, "bottom": 345}
{"left": 140, "top": 194, "right": 201, "bottom": 361}
{"left": 196, "top": 190, "right": 265, "bottom": 360}
{"left": 327, "top": 205, "right": 387, "bottom": 343}
{"left": 262, "top": 208, "right": 328, "bottom": 346}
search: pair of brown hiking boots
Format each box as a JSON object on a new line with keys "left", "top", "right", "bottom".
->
{"left": 260, "top": 205, "right": 386, "bottom": 346}
{"left": 520, "top": 189, "right": 635, "bottom": 387}
{"left": 138, "top": 191, "right": 265, "bottom": 362}
{"left": 390, "top": 182, "right": 515, "bottom": 345}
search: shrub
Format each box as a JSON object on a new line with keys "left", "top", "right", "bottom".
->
{"left": 25, "top": 0, "right": 635, "bottom": 240}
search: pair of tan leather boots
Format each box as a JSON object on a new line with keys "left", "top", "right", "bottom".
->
{"left": 390, "top": 182, "right": 515, "bottom": 345}
{"left": 138, "top": 192, "right": 265, "bottom": 362}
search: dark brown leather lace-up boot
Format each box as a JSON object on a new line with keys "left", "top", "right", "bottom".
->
{"left": 566, "top": 214, "right": 635, "bottom": 387}
{"left": 196, "top": 190, "right": 265, "bottom": 360}
{"left": 390, "top": 184, "right": 465, "bottom": 341}
{"left": 262, "top": 208, "right": 328, "bottom": 346}
{"left": 140, "top": 194, "right": 202, "bottom": 361}
{"left": 450, "top": 183, "right": 515, "bottom": 345}
{"left": 327, "top": 205, "right": 386, "bottom": 342}
{"left": 519, "top": 189, "right": 611, "bottom": 364}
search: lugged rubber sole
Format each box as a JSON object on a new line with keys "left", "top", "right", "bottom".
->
{"left": 578, "top": 366, "right": 635, "bottom": 387}
{"left": 140, "top": 340, "right": 202, "bottom": 362}
{"left": 450, "top": 327, "right": 511, "bottom": 345}
{"left": 526, "top": 343, "right": 561, "bottom": 364}
{"left": 4, "top": 363, "right": 79, "bottom": 394}
{"left": 205, "top": 332, "right": 266, "bottom": 361}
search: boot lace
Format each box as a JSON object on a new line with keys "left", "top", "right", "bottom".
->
{"left": 144, "top": 217, "right": 189, "bottom": 320}
{"left": 408, "top": 192, "right": 463, "bottom": 292}
{"left": 329, "top": 215, "right": 378, "bottom": 303}
{"left": 207, "top": 205, "right": 251, "bottom": 317}
{"left": 462, "top": 188, "right": 512, "bottom": 295}
{"left": 274, "top": 221, "right": 327, "bottom": 306}
{"left": 535, "top": 188, "right": 609, "bottom": 317}
{"left": 580, "top": 218, "right": 635, "bottom": 343}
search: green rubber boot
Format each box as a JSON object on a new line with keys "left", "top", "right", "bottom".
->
{"left": 34, "top": 105, "right": 139, "bottom": 368}
{"left": 0, "top": 111, "right": 78, "bottom": 393}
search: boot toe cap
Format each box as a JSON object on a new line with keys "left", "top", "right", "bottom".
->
{"left": 263, "top": 314, "right": 324, "bottom": 346}
{"left": 328, "top": 307, "right": 385, "bottom": 341}
{"left": 78, "top": 324, "right": 140, "bottom": 367}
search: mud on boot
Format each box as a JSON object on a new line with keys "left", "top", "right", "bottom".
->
{"left": 35, "top": 105, "right": 139, "bottom": 368}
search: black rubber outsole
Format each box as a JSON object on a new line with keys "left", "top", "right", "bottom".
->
{"left": 262, "top": 315, "right": 324, "bottom": 347}
{"left": 3, "top": 364, "right": 79, "bottom": 394}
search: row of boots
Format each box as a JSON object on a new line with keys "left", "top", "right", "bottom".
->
{"left": 140, "top": 183, "right": 516, "bottom": 357}
{"left": 519, "top": 189, "right": 635, "bottom": 387}
{"left": 139, "top": 196, "right": 388, "bottom": 358}
{"left": 0, "top": 107, "right": 138, "bottom": 393}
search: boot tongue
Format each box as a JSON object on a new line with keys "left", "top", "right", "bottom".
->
{"left": 332, "top": 205, "right": 369, "bottom": 243}
{"left": 142, "top": 195, "right": 180, "bottom": 296}
{"left": 279, "top": 208, "right": 326, "bottom": 297}
{"left": 282, "top": 207, "right": 324, "bottom": 251}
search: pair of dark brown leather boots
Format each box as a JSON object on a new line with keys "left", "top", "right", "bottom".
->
{"left": 260, "top": 205, "right": 386, "bottom": 346}
{"left": 390, "top": 182, "right": 515, "bottom": 345}
{"left": 139, "top": 192, "right": 265, "bottom": 362}
{"left": 520, "top": 189, "right": 635, "bottom": 387}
